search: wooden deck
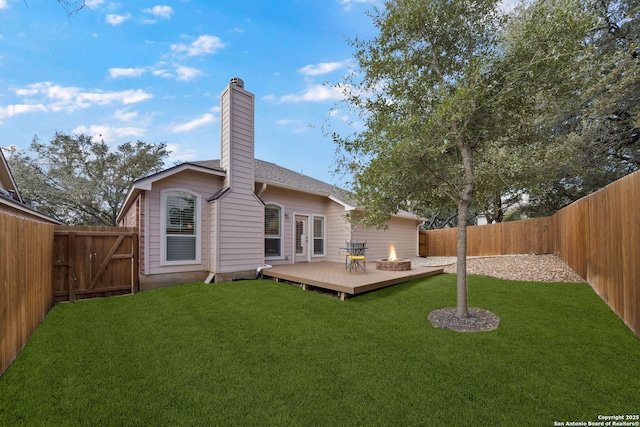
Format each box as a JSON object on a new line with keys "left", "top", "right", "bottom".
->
{"left": 261, "top": 262, "right": 443, "bottom": 300}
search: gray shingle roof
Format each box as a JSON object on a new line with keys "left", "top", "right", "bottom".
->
{"left": 189, "top": 159, "right": 353, "bottom": 202}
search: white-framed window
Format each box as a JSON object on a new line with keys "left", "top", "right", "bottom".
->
{"left": 264, "top": 204, "right": 283, "bottom": 258}
{"left": 312, "top": 215, "right": 325, "bottom": 256}
{"left": 161, "top": 189, "right": 201, "bottom": 264}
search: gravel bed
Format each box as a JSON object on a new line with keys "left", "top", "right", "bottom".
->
{"left": 412, "top": 254, "right": 585, "bottom": 283}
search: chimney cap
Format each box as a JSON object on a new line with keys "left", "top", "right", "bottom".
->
{"left": 230, "top": 77, "right": 244, "bottom": 88}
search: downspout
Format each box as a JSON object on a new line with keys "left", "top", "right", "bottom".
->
{"left": 205, "top": 199, "right": 222, "bottom": 284}
{"left": 418, "top": 221, "right": 425, "bottom": 257}
{"left": 257, "top": 182, "right": 267, "bottom": 198}
{"left": 231, "top": 264, "right": 273, "bottom": 281}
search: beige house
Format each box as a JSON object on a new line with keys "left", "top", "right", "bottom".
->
{"left": 117, "top": 78, "right": 423, "bottom": 289}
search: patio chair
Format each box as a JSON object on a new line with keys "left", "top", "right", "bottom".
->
{"left": 345, "top": 240, "right": 367, "bottom": 274}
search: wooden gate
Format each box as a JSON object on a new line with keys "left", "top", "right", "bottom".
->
{"left": 53, "top": 226, "right": 138, "bottom": 302}
{"left": 419, "top": 230, "right": 427, "bottom": 257}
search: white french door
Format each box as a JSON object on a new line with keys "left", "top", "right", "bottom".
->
{"left": 294, "top": 215, "right": 309, "bottom": 263}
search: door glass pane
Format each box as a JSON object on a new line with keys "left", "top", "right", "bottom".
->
{"left": 295, "top": 219, "right": 304, "bottom": 255}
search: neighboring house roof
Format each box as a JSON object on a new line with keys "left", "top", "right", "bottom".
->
{"left": 0, "top": 148, "right": 22, "bottom": 201}
{"left": 0, "top": 149, "right": 62, "bottom": 224}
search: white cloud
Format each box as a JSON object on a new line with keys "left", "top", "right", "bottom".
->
{"left": 276, "top": 119, "right": 307, "bottom": 134}
{"left": 298, "top": 60, "right": 350, "bottom": 76}
{"left": 329, "top": 108, "right": 350, "bottom": 122}
{"left": 109, "top": 67, "right": 146, "bottom": 78}
{"left": 152, "top": 68, "right": 173, "bottom": 79}
{"left": 84, "top": 0, "right": 105, "bottom": 9}
{"left": 106, "top": 13, "right": 131, "bottom": 26}
{"left": 112, "top": 109, "right": 138, "bottom": 122}
{"left": 0, "top": 104, "right": 47, "bottom": 124}
{"left": 171, "top": 35, "right": 226, "bottom": 57}
{"left": 171, "top": 113, "right": 215, "bottom": 133}
{"left": 0, "top": 0, "right": 9, "bottom": 10}
{"left": 11, "top": 82, "right": 153, "bottom": 114}
{"left": 143, "top": 5, "right": 173, "bottom": 19}
{"left": 338, "top": 0, "right": 380, "bottom": 11}
{"left": 280, "top": 84, "right": 345, "bottom": 103}
{"left": 175, "top": 65, "right": 203, "bottom": 82}
{"left": 167, "top": 144, "right": 197, "bottom": 163}
{"left": 72, "top": 124, "right": 147, "bottom": 142}
{"left": 108, "top": 62, "right": 207, "bottom": 82}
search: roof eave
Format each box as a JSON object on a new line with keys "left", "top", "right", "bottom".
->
{"left": 0, "top": 197, "right": 63, "bottom": 224}
{"left": 256, "top": 179, "right": 332, "bottom": 198}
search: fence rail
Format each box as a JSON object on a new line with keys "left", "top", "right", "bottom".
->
{"left": 0, "top": 212, "right": 55, "bottom": 377}
{"left": 422, "top": 170, "right": 640, "bottom": 337}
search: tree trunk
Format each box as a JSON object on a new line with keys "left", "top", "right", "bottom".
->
{"left": 456, "top": 198, "right": 470, "bottom": 318}
{"left": 456, "top": 139, "right": 475, "bottom": 319}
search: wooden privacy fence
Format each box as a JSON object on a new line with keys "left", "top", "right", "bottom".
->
{"left": 1, "top": 212, "right": 55, "bottom": 377}
{"left": 421, "top": 170, "right": 640, "bottom": 338}
{"left": 420, "top": 216, "right": 555, "bottom": 257}
{"left": 53, "top": 226, "right": 139, "bottom": 302}
{"left": 554, "top": 172, "right": 639, "bottom": 339}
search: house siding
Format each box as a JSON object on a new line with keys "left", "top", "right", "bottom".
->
{"left": 352, "top": 216, "right": 420, "bottom": 261}
{"left": 259, "top": 186, "right": 330, "bottom": 265}
{"left": 139, "top": 192, "right": 145, "bottom": 274}
{"left": 208, "top": 200, "right": 218, "bottom": 273}
{"left": 144, "top": 170, "right": 221, "bottom": 276}
{"left": 326, "top": 200, "right": 352, "bottom": 263}
{"left": 213, "top": 80, "right": 264, "bottom": 277}
{"left": 119, "top": 193, "right": 146, "bottom": 274}
{"left": 215, "top": 191, "right": 264, "bottom": 273}
{"left": 220, "top": 83, "right": 255, "bottom": 193}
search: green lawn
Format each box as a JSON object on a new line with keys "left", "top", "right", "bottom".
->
{"left": 1, "top": 274, "right": 638, "bottom": 426}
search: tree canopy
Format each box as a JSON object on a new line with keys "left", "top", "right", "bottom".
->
{"left": 521, "top": 0, "right": 639, "bottom": 217}
{"left": 4, "top": 132, "right": 169, "bottom": 226}
{"left": 332, "top": 0, "right": 596, "bottom": 318}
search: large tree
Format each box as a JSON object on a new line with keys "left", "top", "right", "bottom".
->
{"left": 521, "top": 0, "right": 639, "bottom": 217}
{"left": 4, "top": 132, "right": 169, "bottom": 226}
{"left": 332, "top": 0, "right": 594, "bottom": 319}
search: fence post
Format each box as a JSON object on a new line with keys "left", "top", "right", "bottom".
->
{"left": 132, "top": 231, "right": 139, "bottom": 294}
{"left": 68, "top": 231, "right": 76, "bottom": 302}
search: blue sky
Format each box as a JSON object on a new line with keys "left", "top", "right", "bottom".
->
{"left": 0, "top": 0, "right": 383, "bottom": 185}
